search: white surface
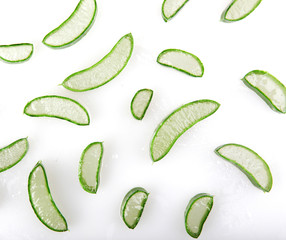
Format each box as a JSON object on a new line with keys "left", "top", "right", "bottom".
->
{"left": 0, "top": 0, "right": 285, "bottom": 239}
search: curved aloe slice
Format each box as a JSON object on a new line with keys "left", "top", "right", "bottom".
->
{"left": 28, "top": 162, "right": 68, "bottom": 232}
{"left": 121, "top": 187, "right": 149, "bottom": 229}
{"left": 0, "top": 43, "right": 33, "bottom": 63}
{"left": 242, "top": 70, "right": 286, "bottom": 113}
{"left": 43, "top": 0, "right": 97, "bottom": 48}
{"left": 131, "top": 89, "right": 153, "bottom": 120}
{"left": 215, "top": 143, "right": 273, "bottom": 192}
{"left": 62, "top": 33, "right": 133, "bottom": 92}
{"left": 0, "top": 138, "right": 28, "bottom": 172}
{"left": 151, "top": 100, "right": 220, "bottom": 162}
{"left": 24, "top": 95, "right": 90, "bottom": 125}
{"left": 185, "top": 193, "right": 213, "bottom": 238}
{"left": 157, "top": 49, "right": 204, "bottom": 77}
{"left": 79, "top": 142, "right": 103, "bottom": 193}
{"left": 162, "top": 0, "right": 189, "bottom": 21}
{"left": 222, "top": 0, "right": 262, "bottom": 22}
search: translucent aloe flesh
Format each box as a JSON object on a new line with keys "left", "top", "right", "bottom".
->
{"left": 151, "top": 100, "right": 220, "bottom": 162}
{"left": 62, "top": 33, "right": 133, "bottom": 91}
{"left": 43, "top": 0, "right": 97, "bottom": 47}
{"left": 131, "top": 89, "right": 153, "bottom": 120}
{"left": 215, "top": 144, "right": 273, "bottom": 192}
{"left": 162, "top": 0, "right": 189, "bottom": 21}
{"left": 28, "top": 162, "right": 68, "bottom": 232}
{"left": 0, "top": 43, "right": 33, "bottom": 63}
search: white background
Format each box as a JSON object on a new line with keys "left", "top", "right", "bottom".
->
{"left": 0, "top": 0, "right": 285, "bottom": 239}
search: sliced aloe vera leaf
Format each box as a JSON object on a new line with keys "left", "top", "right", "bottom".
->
{"left": 215, "top": 143, "right": 273, "bottom": 192}
{"left": 79, "top": 142, "right": 103, "bottom": 193}
{"left": 121, "top": 187, "right": 149, "bottom": 229}
{"left": 222, "top": 0, "right": 262, "bottom": 22}
{"left": 131, "top": 89, "right": 153, "bottom": 120}
{"left": 62, "top": 33, "right": 133, "bottom": 92}
{"left": 162, "top": 0, "right": 189, "bottom": 21}
{"left": 151, "top": 100, "right": 220, "bottom": 162}
{"left": 0, "top": 138, "right": 28, "bottom": 172}
{"left": 242, "top": 70, "right": 286, "bottom": 113}
{"left": 0, "top": 43, "right": 33, "bottom": 63}
{"left": 185, "top": 193, "right": 213, "bottom": 238}
{"left": 43, "top": 0, "right": 97, "bottom": 48}
{"left": 157, "top": 49, "right": 204, "bottom": 77}
{"left": 28, "top": 162, "right": 68, "bottom": 232}
{"left": 24, "top": 95, "right": 90, "bottom": 125}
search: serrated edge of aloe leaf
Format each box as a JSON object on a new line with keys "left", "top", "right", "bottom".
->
{"left": 28, "top": 161, "right": 68, "bottom": 232}
{"left": 0, "top": 137, "right": 28, "bottom": 173}
{"left": 78, "top": 142, "right": 103, "bottom": 194}
{"left": 242, "top": 70, "right": 286, "bottom": 113}
{"left": 184, "top": 193, "right": 213, "bottom": 238}
{"left": 215, "top": 143, "right": 273, "bottom": 192}
{"left": 120, "top": 187, "right": 149, "bottom": 229}
{"left": 162, "top": 0, "right": 189, "bottom": 22}
{"left": 221, "top": 0, "right": 262, "bottom": 22}
{"left": 157, "top": 49, "right": 204, "bottom": 77}
{"left": 43, "top": 0, "right": 97, "bottom": 48}
{"left": 62, "top": 33, "right": 134, "bottom": 92}
{"left": 23, "top": 95, "right": 90, "bottom": 126}
{"left": 131, "top": 89, "right": 153, "bottom": 120}
{"left": 0, "top": 43, "right": 33, "bottom": 63}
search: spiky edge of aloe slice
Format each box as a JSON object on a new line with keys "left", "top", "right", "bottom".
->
{"left": 0, "top": 43, "right": 33, "bottom": 63}
{"left": 131, "top": 89, "right": 153, "bottom": 120}
{"left": 79, "top": 142, "right": 103, "bottom": 194}
{"left": 162, "top": 0, "right": 189, "bottom": 22}
{"left": 28, "top": 162, "right": 68, "bottom": 232}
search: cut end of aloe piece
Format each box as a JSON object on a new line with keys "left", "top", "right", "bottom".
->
{"left": 222, "top": 0, "right": 262, "bottom": 22}
{"left": 185, "top": 193, "right": 213, "bottom": 238}
{"left": 121, "top": 187, "right": 149, "bottom": 229}
{"left": 43, "top": 0, "right": 97, "bottom": 48}
{"left": 215, "top": 144, "right": 273, "bottom": 192}
{"left": 62, "top": 33, "right": 133, "bottom": 92}
{"left": 24, "top": 95, "right": 90, "bottom": 125}
{"left": 242, "top": 70, "right": 286, "bottom": 113}
{"left": 0, "top": 43, "right": 33, "bottom": 63}
{"left": 151, "top": 100, "right": 220, "bottom": 162}
{"left": 28, "top": 162, "right": 68, "bottom": 232}
{"left": 131, "top": 89, "right": 153, "bottom": 120}
{"left": 79, "top": 142, "right": 103, "bottom": 193}
{"left": 162, "top": 0, "right": 189, "bottom": 21}
{"left": 157, "top": 49, "right": 204, "bottom": 77}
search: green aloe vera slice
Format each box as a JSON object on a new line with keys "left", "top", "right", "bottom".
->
{"left": 24, "top": 95, "right": 90, "bottom": 125}
{"left": 28, "top": 162, "right": 68, "bottom": 232}
{"left": 121, "top": 187, "right": 149, "bottom": 229}
{"left": 0, "top": 43, "right": 33, "bottom": 63}
{"left": 215, "top": 143, "right": 273, "bottom": 192}
{"left": 162, "top": 0, "right": 189, "bottom": 21}
{"left": 62, "top": 33, "right": 133, "bottom": 92}
{"left": 242, "top": 70, "right": 286, "bottom": 113}
{"left": 79, "top": 142, "right": 103, "bottom": 194}
{"left": 222, "top": 0, "right": 262, "bottom": 22}
{"left": 185, "top": 193, "right": 213, "bottom": 238}
{"left": 131, "top": 89, "right": 153, "bottom": 120}
{"left": 43, "top": 0, "right": 97, "bottom": 48}
{"left": 151, "top": 100, "right": 220, "bottom": 162}
{"left": 0, "top": 138, "right": 28, "bottom": 172}
{"left": 157, "top": 49, "right": 204, "bottom": 77}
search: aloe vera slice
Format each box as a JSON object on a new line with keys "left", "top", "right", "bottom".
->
{"left": 0, "top": 138, "right": 28, "bottom": 172}
{"left": 215, "top": 143, "right": 273, "bottom": 192}
{"left": 121, "top": 187, "right": 149, "bottom": 229}
{"left": 162, "top": 0, "right": 189, "bottom": 21}
{"left": 28, "top": 162, "right": 68, "bottom": 232}
{"left": 157, "top": 49, "right": 204, "bottom": 77}
{"left": 222, "top": 0, "right": 262, "bottom": 22}
{"left": 131, "top": 89, "right": 153, "bottom": 120}
{"left": 24, "top": 95, "right": 90, "bottom": 125}
{"left": 151, "top": 100, "right": 220, "bottom": 162}
{"left": 242, "top": 70, "right": 286, "bottom": 113}
{"left": 79, "top": 142, "right": 103, "bottom": 193}
{"left": 185, "top": 193, "right": 213, "bottom": 238}
{"left": 62, "top": 33, "right": 133, "bottom": 92}
{"left": 43, "top": 0, "right": 97, "bottom": 48}
{"left": 0, "top": 43, "right": 33, "bottom": 63}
